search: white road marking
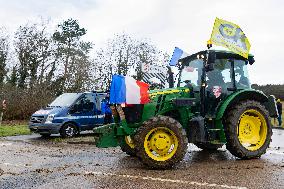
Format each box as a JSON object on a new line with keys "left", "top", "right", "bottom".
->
{"left": 85, "top": 171, "right": 247, "bottom": 189}
{"left": 1, "top": 163, "right": 31, "bottom": 167}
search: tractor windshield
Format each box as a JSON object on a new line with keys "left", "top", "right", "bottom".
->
{"left": 206, "top": 59, "right": 251, "bottom": 91}
{"left": 176, "top": 58, "right": 203, "bottom": 88}
{"left": 234, "top": 60, "right": 251, "bottom": 89}
{"left": 206, "top": 59, "right": 232, "bottom": 91}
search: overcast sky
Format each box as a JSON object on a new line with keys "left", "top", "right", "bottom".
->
{"left": 0, "top": 0, "right": 283, "bottom": 85}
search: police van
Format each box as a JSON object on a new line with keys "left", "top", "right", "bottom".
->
{"left": 29, "top": 92, "right": 109, "bottom": 137}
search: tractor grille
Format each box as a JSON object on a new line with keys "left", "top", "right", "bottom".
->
{"left": 30, "top": 115, "right": 45, "bottom": 124}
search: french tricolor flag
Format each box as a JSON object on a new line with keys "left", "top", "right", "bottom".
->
{"left": 109, "top": 75, "right": 150, "bottom": 104}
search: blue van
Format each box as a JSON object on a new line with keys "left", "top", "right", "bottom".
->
{"left": 29, "top": 92, "right": 108, "bottom": 137}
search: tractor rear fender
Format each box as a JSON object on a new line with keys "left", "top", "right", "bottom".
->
{"left": 216, "top": 89, "right": 278, "bottom": 121}
{"left": 214, "top": 89, "right": 277, "bottom": 143}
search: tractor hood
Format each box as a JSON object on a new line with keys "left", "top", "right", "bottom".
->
{"left": 148, "top": 87, "right": 190, "bottom": 100}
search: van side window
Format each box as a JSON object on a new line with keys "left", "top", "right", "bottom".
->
{"left": 84, "top": 94, "right": 95, "bottom": 112}
{"left": 95, "top": 95, "right": 106, "bottom": 114}
{"left": 73, "top": 94, "right": 95, "bottom": 113}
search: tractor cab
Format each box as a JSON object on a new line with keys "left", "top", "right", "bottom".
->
{"left": 178, "top": 50, "right": 253, "bottom": 88}
{"left": 177, "top": 50, "right": 253, "bottom": 117}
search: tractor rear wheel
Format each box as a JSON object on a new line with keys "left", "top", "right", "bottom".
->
{"left": 134, "top": 115, "right": 188, "bottom": 169}
{"left": 195, "top": 143, "right": 223, "bottom": 151}
{"left": 224, "top": 100, "right": 272, "bottom": 159}
{"left": 120, "top": 136, "right": 136, "bottom": 157}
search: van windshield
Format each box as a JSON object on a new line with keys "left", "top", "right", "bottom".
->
{"left": 49, "top": 93, "right": 82, "bottom": 107}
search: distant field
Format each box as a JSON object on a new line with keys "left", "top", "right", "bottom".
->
{"left": 0, "top": 121, "right": 30, "bottom": 137}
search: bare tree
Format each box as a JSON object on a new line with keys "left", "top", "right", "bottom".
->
{"left": 92, "top": 33, "right": 169, "bottom": 90}
{"left": 14, "top": 20, "right": 55, "bottom": 89}
{"left": 0, "top": 20, "right": 171, "bottom": 120}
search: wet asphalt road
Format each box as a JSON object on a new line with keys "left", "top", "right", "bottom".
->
{"left": 0, "top": 129, "right": 283, "bottom": 189}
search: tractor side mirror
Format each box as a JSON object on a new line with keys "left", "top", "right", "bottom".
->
{"left": 248, "top": 56, "right": 255, "bottom": 65}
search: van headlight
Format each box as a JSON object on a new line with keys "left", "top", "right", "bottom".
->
{"left": 45, "top": 114, "right": 55, "bottom": 124}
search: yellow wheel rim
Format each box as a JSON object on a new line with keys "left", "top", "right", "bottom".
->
{"left": 144, "top": 127, "right": 179, "bottom": 161}
{"left": 125, "top": 136, "right": 135, "bottom": 149}
{"left": 238, "top": 109, "right": 268, "bottom": 151}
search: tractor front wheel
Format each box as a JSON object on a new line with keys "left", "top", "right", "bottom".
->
{"left": 134, "top": 115, "right": 188, "bottom": 169}
{"left": 224, "top": 100, "right": 272, "bottom": 159}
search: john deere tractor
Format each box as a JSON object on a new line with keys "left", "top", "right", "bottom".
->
{"left": 93, "top": 50, "right": 278, "bottom": 169}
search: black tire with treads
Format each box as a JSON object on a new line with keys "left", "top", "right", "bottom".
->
{"left": 60, "top": 123, "right": 79, "bottom": 138}
{"left": 120, "top": 136, "right": 136, "bottom": 157}
{"left": 134, "top": 115, "right": 188, "bottom": 169}
{"left": 224, "top": 100, "right": 272, "bottom": 159}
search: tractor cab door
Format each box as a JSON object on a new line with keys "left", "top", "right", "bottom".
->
{"left": 177, "top": 58, "right": 203, "bottom": 112}
{"left": 204, "top": 59, "right": 234, "bottom": 117}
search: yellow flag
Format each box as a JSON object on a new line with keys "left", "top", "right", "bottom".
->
{"left": 210, "top": 18, "right": 251, "bottom": 58}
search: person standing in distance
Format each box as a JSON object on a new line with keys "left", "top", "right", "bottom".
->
{"left": 101, "top": 94, "right": 112, "bottom": 124}
{"left": 276, "top": 99, "right": 282, "bottom": 127}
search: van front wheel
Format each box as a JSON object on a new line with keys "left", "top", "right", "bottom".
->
{"left": 60, "top": 123, "right": 78, "bottom": 137}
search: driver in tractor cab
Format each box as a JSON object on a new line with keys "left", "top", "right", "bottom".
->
{"left": 206, "top": 69, "right": 226, "bottom": 98}
{"left": 235, "top": 67, "right": 250, "bottom": 88}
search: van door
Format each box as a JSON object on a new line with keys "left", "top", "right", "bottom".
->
{"left": 70, "top": 93, "right": 95, "bottom": 130}
{"left": 93, "top": 93, "right": 106, "bottom": 127}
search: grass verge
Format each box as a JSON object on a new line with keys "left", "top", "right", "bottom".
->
{"left": 0, "top": 124, "right": 31, "bottom": 137}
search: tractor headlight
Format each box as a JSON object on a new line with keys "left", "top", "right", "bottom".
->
{"left": 45, "top": 114, "right": 55, "bottom": 124}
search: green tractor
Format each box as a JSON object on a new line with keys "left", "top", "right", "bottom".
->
{"left": 94, "top": 50, "right": 278, "bottom": 169}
